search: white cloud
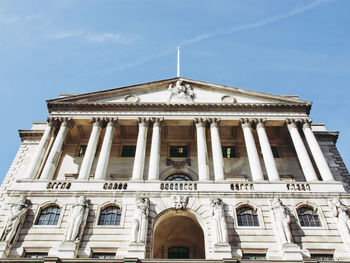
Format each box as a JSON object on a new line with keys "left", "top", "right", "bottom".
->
{"left": 46, "top": 30, "right": 84, "bottom": 40}
{"left": 86, "top": 33, "right": 133, "bottom": 44}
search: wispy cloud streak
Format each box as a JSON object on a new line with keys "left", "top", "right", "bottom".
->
{"left": 47, "top": 30, "right": 84, "bottom": 40}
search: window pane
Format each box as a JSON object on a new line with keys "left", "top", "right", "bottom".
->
{"left": 237, "top": 207, "right": 259, "bottom": 226}
{"left": 121, "top": 146, "right": 136, "bottom": 157}
{"left": 98, "top": 206, "right": 121, "bottom": 225}
{"left": 165, "top": 173, "right": 192, "bottom": 181}
{"left": 36, "top": 206, "right": 60, "bottom": 225}
{"left": 271, "top": 146, "right": 280, "bottom": 158}
{"left": 170, "top": 146, "right": 188, "bottom": 157}
{"left": 24, "top": 252, "right": 48, "bottom": 258}
{"left": 298, "top": 207, "right": 320, "bottom": 227}
{"left": 92, "top": 253, "right": 115, "bottom": 259}
{"left": 222, "top": 146, "right": 236, "bottom": 158}
{"left": 78, "top": 145, "right": 87, "bottom": 157}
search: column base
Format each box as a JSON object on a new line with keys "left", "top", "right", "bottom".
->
{"left": 212, "top": 243, "right": 236, "bottom": 259}
{"left": 127, "top": 243, "right": 146, "bottom": 259}
{"left": 0, "top": 241, "right": 10, "bottom": 258}
{"left": 57, "top": 241, "right": 79, "bottom": 258}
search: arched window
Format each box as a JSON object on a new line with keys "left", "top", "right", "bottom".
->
{"left": 98, "top": 206, "right": 121, "bottom": 225}
{"left": 236, "top": 206, "right": 259, "bottom": 227}
{"left": 165, "top": 173, "right": 192, "bottom": 181}
{"left": 36, "top": 205, "right": 61, "bottom": 225}
{"left": 297, "top": 206, "right": 320, "bottom": 227}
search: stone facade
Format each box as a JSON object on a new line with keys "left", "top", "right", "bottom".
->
{"left": 0, "top": 77, "right": 349, "bottom": 262}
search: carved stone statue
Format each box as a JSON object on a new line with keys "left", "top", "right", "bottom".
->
{"left": 0, "top": 196, "right": 28, "bottom": 244}
{"left": 167, "top": 80, "right": 194, "bottom": 103}
{"left": 131, "top": 197, "right": 149, "bottom": 244}
{"left": 173, "top": 195, "right": 188, "bottom": 210}
{"left": 210, "top": 198, "right": 229, "bottom": 245}
{"left": 330, "top": 198, "right": 350, "bottom": 247}
{"left": 65, "top": 196, "right": 89, "bottom": 242}
{"left": 271, "top": 198, "right": 293, "bottom": 245}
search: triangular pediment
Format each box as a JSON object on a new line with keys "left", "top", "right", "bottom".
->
{"left": 48, "top": 77, "right": 311, "bottom": 105}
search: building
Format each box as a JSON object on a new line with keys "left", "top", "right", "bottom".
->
{"left": 0, "top": 77, "right": 349, "bottom": 262}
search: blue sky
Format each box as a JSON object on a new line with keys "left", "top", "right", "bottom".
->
{"left": 0, "top": 0, "right": 349, "bottom": 181}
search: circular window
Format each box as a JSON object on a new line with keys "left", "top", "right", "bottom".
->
{"left": 165, "top": 173, "right": 192, "bottom": 181}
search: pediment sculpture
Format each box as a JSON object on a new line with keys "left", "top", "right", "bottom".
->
{"left": 167, "top": 80, "right": 194, "bottom": 103}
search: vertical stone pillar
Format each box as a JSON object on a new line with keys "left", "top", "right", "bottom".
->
{"left": 209, "top": 118, "right": 225, "bottom": 181}
{"left": 286, "top": 119, "right": 318, "bottom": 181}
{"left": 148, "top": 118, "right": 163, "bottom": 181}
{"left": 195, "top": 118, "right": 210, "bottom": 181}
{"left": 132, "top": 118, "right": 149, "bottom": 181}
{"left": 301, "top": 119, "right": 334, "bottom": 181}
{"left": 95, "top": 118, "right": 118, "bottom": 180}
{"left": 240, "top": 118, "right": 264, "bottom": 181}
{"left": 78, "top": 118, "right": 104, "bottom": 180}
{"left": 23, "top": 118, "right": 56, "bottom": 180}
{"left": 255, "top": 119, "right": 280, "bottom": 181}
{"left": 40, "top": 118, "right": 74, "bottom": 180}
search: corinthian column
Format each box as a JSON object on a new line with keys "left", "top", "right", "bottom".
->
{"left": 94, "top": 118, "right": 118, "bottom": 180}
{"left": 40, "top": 118, "right": 74, "bottom": 180}
{"left": 78, "top": 118, "right": 104, "bottom": 180}
{"left": 241, "top": 118, "right": 264, "bottom": 181}
{"left": 302, "top": 119, "right": 334, "bottom": 181}
{"left": 195, "top": 118, "right": 210, "bottom": 181}
{"left": 132, "top": 118, "right": 149, "bottom": 181}
{"left": 148, "top": 118, "right": 163, "bottom": 181}
{"left": 23, "top": 118, "right": 56, "bottom": 180}
{"left": 209, "top": 118, "right": 225, "bottom": 181}
{"left": 255, "top": 119, "right": 280, "bottom": 181}
{"left": 286, "top": 119, "right": 318, "bottom": 181}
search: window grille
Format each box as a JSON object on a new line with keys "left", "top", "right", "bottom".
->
{"left": 165, "top": 173, "right": 192, "bottom": 181}
{"left": 92, "top": 253, "right": 115, "bottom": 259}
{"left": 98, "top": 206, "right": 122, "bottom": 225}
{"left": 36, "top": 205, "right": 61, "bottom": 225}
{"left": 24, "top": 252, "right": 48, "bottom": 258}
{"left": 297, "top": 207, "right": 321, "bottom": 227}
{"left": 236, "top": 206, "right": 259, "bottom": 226}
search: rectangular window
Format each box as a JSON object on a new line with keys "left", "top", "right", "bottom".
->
{"left": 92, "top": 253, "right": 115, "bottom": 259}
{"left": 271, "top": 146, "right": 280, "bottom": 158}
{"left": 121, "top": 145, "right": 136, "bottom": 157}
{"left": 222, "top": 146, "right": 236, "bottom": 158}
{"left": 242, "top": 253, "right": 266, "bottom": 260}
{"left": 170, "top": 146, "right": 188, "bottom": 157}
{"left": 310, "top": 254, "right": 333, "bottom": 260}
{"left": 24, "top": 252, "right": 48, "bottom": 258}
{"left": 78, "top": 145, "right": 87, "bottom": 157}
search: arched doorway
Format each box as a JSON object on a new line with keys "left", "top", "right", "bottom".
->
{"left": 152, "top": 210, "right": 205, "bottom": 259}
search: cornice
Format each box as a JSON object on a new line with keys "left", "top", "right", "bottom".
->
{"left": 18, "top": 129, "right": 45, "bottom": 142}
{"left": 314, "top": 131, "right": 339, "bottom": 144}
{"left": 47, "top": 102, "right": 311, "bottom": 114}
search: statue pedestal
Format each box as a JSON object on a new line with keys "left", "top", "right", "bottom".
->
{"left": 212, "top": 243, "right": 234, "bottom": 259}
{"left": 128, "top": 243, "right": 146, "bottom": 259}
{"left": 267, "top": 243, "right": 303, "bottom": 260}
{"left": 0, "top": 241, "right": 10, "bottom": 258}
{"left": 335, "top": 248, "right": 350, "bottom": 261}
{"left": 57, "top": 241, "right": 78, "bottom": 258}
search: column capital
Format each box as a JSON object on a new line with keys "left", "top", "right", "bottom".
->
{"left": 194, "top": 118, "right": 207, "bottom": 128}
{"left": 254, "top": 118, "right": 266, "bottom": 129}
{"left": 240, "top": 118, "right": 253, "bottom": 128}
{"left": 138, "top": 117, "right": 149, "bottom": 127}
{"left": 208, "top": 118, "right": 220, "bottom": 128}
{"left": 60, "top": 117, "right": 75, "bottom": 128}
{"left": 105, "top": 117, "right": 118, "bottom": 128}
{"left": 92, "top": 117, "right": 106, "bottom": 128}
{"left": 286, "top": 118, "right": 299, "bottom": 129}
{"left": 151, "top": 117, "right": 164, "bottom": 127}
{"left": 301, "top": 118, "right": 312, "bottom": 130}
{"left": 47, "top": 117, "right": 60, "bottom": 127}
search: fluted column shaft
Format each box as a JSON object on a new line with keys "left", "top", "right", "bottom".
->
{"left": 23, "top": 118, "right": 55, "bottom": 179}
{"left": 209, "top": 118, "right": 225, "bottom": 181}
{"left": 195, "top": 118, "right": 210, "bottom": 181}
{"left": 255, "top": 119, "right": 280, "bottom": 181}
{"left": 302, "top": 119, "right": 334, "bottom": 181}
{"left": 241, "top": 118, "right": 264, "bottom": 181}
{"left": 95, "top": 118, "right": 118, "bottom": 180}
{"left": 78, "top": 118, "right": 103, "bottom": 180}
{"left": 148, "top": 118, "right": 163, "bottom": 181}
{"left": 286, "top": 119, "right": 318, "bottom": 181}
{"left": 132, "top": 118, "right": 149, "bottom": 181}
{"left": 40, "top": 118, "right": 74, "bottom": 180}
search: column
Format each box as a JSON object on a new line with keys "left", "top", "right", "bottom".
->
{"left": 78, "top": 118, "right": 104, "bottom": 180}
{"left": 255, "top": 119, "right": 280, "bottom": 181}
{"left": 132, "top": 118, "right": 149, "bottom": 181}
{"left": 40, "top": 118, "right": 74, "bottom": 180}
{"left": 286, "top": 119, "right": 318, "bottom": 181}
{"left": 240, "top": 118, "right": 264, "bottom": 181}
{"left": 95, "top": 118, "right": 118, "bottom": 180}
{"left": 23, "top": 118, "right": 56, "bottom": 179}
{"left": 195, "top": 118, "right": 210, "bottom": 181}
{"left": 148, "top": 118, "right": 163, "bottom": 181}
{"left": 209, "top": 118, "right": 225, "bottom": 181}
{"left": 302, "top": 119, "right": 334, "bottom": 181}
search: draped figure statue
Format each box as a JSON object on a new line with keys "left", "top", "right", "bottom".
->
{"left": 65, "top": 196, "right": 89, "bottom": 242}
{"left": 131, "top": 197, "right": 149, "bottom": 244}
{"left": 330, "top": 198, "right": 350, "bottom": 248}
{"left": 271, "top": 198, "right": 293, "bottom": 246}
{"left": 210, "top": 198, "right": 229, "bottom": 245}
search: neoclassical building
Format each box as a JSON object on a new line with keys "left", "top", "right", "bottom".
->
{"left": 0, "top": 78, "right": 349, "bottom": 262}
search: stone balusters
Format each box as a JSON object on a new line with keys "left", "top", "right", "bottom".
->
{"left": 195, "top": 118, "right": 210, "bottom": 181}
{"left": 132, "top": 118, "right": 149, "bottom": 181}
{"left": 286, "top": 119, "right": 318, "bottom": 181}
{"left": 40, "top": 118, "right": 74, "bottom": 180}
{"left": 23, "top": 118, "right": 57, "bottom": 180}
{"left": 78, "top": 118, "right": 105, "bottom": 180}
{"left": 208, "top": 118, "right": 225, "bottom": 181}
{"left": 255, "top": 119, "right": 280, "bottom": 181}
{"left": 148, "top": 118, "right": 163, "bottom": 181}
{"left": 94, "top": 118, "right": 118, "bottom": 180}
{"left": 301, "top": 119, "right": 334, "bottom": 181}
{"left": 240, "top": 118, "right": 264, "bottom": 181}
